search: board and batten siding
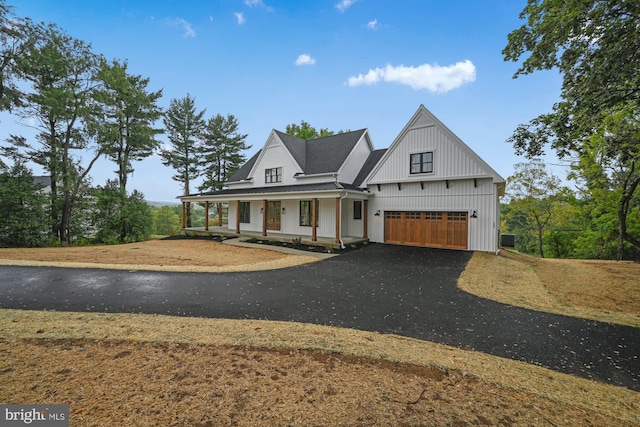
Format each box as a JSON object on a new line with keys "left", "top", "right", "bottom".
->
{"left": 248, "top": 133, "right": 303, "bottom": 187}
{"left": 368, "top": 125, "right": 488, "bottom": 184}
{"left": 367, "top": 178, "right": 500, "bottom": 252}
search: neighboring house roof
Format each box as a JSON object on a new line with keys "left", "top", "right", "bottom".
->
{"left": 33, "top": 176, "right": 51, "bottom": 187}
{"left": 352, "top": 149, "right": 387, "bottom": 187}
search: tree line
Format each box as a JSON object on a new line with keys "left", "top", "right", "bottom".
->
{"left": 0, "top": 1, "right": 249, "bottom": 247}
{"left": 502, "top": 0, "right": 639, "bottom": 261}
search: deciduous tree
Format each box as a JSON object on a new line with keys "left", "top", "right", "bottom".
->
{"left": 503, "top": 0, "right": 640, "bottom": 258}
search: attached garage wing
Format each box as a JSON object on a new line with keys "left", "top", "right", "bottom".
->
{"left": 384, "top": 211, "right": 468, "bottom": 249}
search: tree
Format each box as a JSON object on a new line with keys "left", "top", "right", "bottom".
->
{"left": 503, "top": 0, "right": 640, "bottom": 258}
{"left": 8, "top": 23, "right": 102, "bottom": 246}
{"left": 92, "top": 179, "right": 152, "bottom": 243}
{"left": 160, "top": 94, "right": 205, "bottom": 227}
{"left": 198, "top": 114, "right": 249, "bottom": 192}
{"left": 0, "top": 162, "right": 48, "bottom": 247}
{"left": 0, "top": 0, "right": 29, "bottom": 112}
{"left": 93, "top": 59, "right": 163, "bottom": 193}
{"left": 285, "top": 120, "right": 337, "bottom": 140}
{"left": 506, "top": 160, "right": 563, "bottom": 258}
{"left": 150, "top": 205, "right": 180, "bottom": 236}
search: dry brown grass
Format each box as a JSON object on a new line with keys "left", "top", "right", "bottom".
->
{"left": 1, "top": 242, "right": 639, "bottom": 426}
{"left": 458, "top": 249, "right": 640, "bottom": 327}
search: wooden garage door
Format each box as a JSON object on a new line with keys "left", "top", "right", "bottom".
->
{"left": 384, "top": 211, "right": 468, "bottom": 249}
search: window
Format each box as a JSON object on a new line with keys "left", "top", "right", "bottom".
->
{"left": 265, "top": 167, "right": 282, "bottom": 183}
{"left": 353, "top": 201, "right": 362, "bottom": 220}
{"left": 300, "top": 200, "right": 319, "bottom": 226}
{"left": 410, "top": 152, "right": 433, "bottom": 174}
{"left": 239, "top": 202, "right": 250, "bottom": 223}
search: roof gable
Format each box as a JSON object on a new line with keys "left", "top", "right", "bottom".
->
{"left": 365, "top": 105, "right": 505, "bottom": 187}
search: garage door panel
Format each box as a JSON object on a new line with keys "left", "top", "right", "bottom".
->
{"left": 384, "top": 210, "right": 467, "bottom": 249}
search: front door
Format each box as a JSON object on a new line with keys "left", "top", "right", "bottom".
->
{"left": 266, "top": 201, "right": 281, "bottom": 230}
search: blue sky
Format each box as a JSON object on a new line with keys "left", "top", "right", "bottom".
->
{"left": 1, "top": 0, "right": 563, "bottom": 202}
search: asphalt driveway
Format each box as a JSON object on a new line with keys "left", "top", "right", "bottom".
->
{"left": 0, "top": 244, "right": 638, "bottom": 391}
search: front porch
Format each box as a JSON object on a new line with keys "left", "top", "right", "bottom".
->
{"left": 181, "top": 226, "right": 368, "bottom": 249}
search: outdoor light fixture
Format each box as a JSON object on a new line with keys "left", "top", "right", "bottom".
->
{"left": 282, "top": 207, "right": 286, "bottom": 214}
{"left": 471, "top": 210, "right": 478, "bottom": 218}
{"left": 260, "top": 207, "right": 263, "bottom": 214}
{"left": 374, "top": 210, "right": 381, "bottom": 216}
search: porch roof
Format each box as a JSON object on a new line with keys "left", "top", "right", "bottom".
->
{"left": 180, "top": 181, "right": 369, "bottom": 201}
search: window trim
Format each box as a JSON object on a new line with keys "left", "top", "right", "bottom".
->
{"left": 265, "top": 167, "right": 283, "bottom": 183}
{"left": 410, "top": 151, "right": 434, "bottom": 175}
{"left": 299, "top": 200, "right": 319, "bottom": 227}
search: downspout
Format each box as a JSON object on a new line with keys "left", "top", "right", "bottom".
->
{"left": 338, "top": 191, "right": 347, "bottom": 249}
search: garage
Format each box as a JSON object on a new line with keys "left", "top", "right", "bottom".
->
{"left": 384, "top": 211, "right": 468, "bottom": 249}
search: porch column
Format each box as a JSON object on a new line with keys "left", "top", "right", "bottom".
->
{"left": 262, "top": 199, "right": 268, "bottom": 236}
{"left": 217, "top": 203, "right": 223, "bottom": 226}
{"left": 311, "top": 198, "right": 317, "bottom": 242}
{"left": 204, "top": 201, "right": 210, "bottom": 231}
{"left": 335, "top": 197, "right": 341, "bottom": 244}
{"left": 235, "top": 200, "right": 241, "bottom": 234}
{"left": 181, "top": 202, "right": 186, "bottom": 228}
{"left": 363, "top": 199, "right": 368, "bottom": 239}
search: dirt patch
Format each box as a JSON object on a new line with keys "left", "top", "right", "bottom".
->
{"left": 0, "top": 239, "right": 320, "bottom": 272}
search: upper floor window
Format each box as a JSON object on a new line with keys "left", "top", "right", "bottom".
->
{"left": 410, "top": 152, "right": 433, "bottom": 174}
{"left": 265, "top": 167, "right": 282, "bottom": 183}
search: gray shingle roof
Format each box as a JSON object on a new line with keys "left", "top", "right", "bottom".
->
{"left": 227, "top": 150, "right": 261, "bottom": 182}
{"left": 304, "top": 129, "right": 367, "bottom": 175}
{"left": 225, "top": 128, "right": 370, "bottom": 187}
{"left": 352, "top": 149, "right": 387, "bottom": 187}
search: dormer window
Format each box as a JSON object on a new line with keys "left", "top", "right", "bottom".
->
{"left": 410, "top": 152, "right": 433, "bottom": 174}
{"left": 265, "top": 167, "right": 282, "bottom": 183}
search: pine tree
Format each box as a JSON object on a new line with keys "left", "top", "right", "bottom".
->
{"left": 198, "top": 114, "right": 249, "bottom": 192}
{"left": 160, "top": 94, "right": 205, "bottom": 227}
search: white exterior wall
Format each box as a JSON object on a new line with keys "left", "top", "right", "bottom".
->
{"left": 368, "top": 126, "right": 487, "bottom": 184}
{"left": 338, "top": 134, "right": 373, "bottom": 185}
{"left": 367, "top": 178, "right": 500, "bottom": 252}
{"left": 227, "top": 197, "right": 339, "bottom": 239}
{"left": 250, "top": 133, "right": 303, "bottom": 187}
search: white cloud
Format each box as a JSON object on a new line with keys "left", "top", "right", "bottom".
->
{"left": 336, "top": 0, "right": 356, "bottom": 13}
{"left": 367, "top": 19, "right": 378, "bottom": 30}
{"left": 295, "top": 54, "right": 316, "bottom": 66}
{"left": 168, "top": 18, "right": 196, "bottom": 38}
{"left": 346, "top": 60, "right": 476, "bottom": 93}
{"left": 244, "top": 0, "right": 273, "bottom": 11}
{"left": 234, "top": 12, "right": 246, "bottom": 25}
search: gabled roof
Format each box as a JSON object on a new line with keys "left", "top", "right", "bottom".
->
{"left": 304, "top": 129, "right": 368, "bottom": 175}
{"left": 230, "top": 128, "right": 369, "bottom": 183}
{"left": 364, "top": 105, "right": 506, "bottom": 191}
{"left": 352, "top": 149, "right": 387, "bottom": 187}
{"left": 227, "top": 149, "right": 261, "bottom": 182}
{"left": 274, "top": 131, "right": 306, "bottom": 170}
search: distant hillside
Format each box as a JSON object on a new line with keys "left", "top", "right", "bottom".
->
{"left": 146, "top": 201, "right": 180, "bottom": 207}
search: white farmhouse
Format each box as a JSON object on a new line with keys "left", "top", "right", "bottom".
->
{"left": 179, "top": 105, "right": 505, "bottom": 252}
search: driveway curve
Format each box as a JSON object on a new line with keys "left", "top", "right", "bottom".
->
{"left": 0, "top": 244, "right": 638, "bottom": 391}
